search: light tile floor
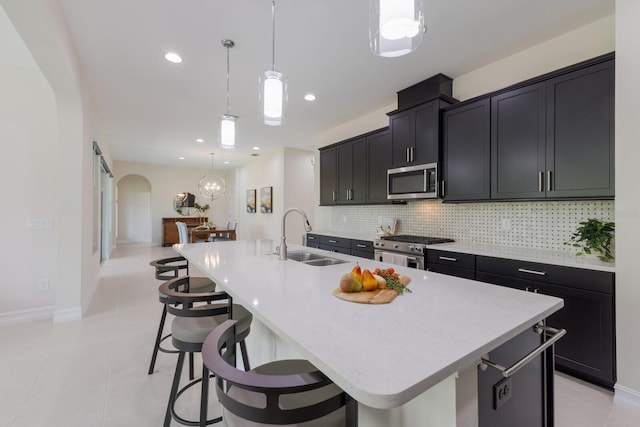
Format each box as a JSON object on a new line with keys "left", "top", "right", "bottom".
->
{"left": 1, "top": 243, "right": 639, "bottom": 427}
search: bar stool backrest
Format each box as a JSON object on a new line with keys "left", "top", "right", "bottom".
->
{"left": 159, "top": 276, "right": 230, "bottom": 318}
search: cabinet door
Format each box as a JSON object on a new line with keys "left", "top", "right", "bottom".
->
{"left": 337, "top": 138, "right": 366, "bottom": 204}
{"left": 319, "top": 147, "right": 337, "bottom": 205}
{"left": 538, "top": 282, "right": 615, "bottom": 388}
{"left": 336, "top": 143, "right": 353, "bottom": 203}
{"left": 390, "top": 109, "right": 414, "bottom": 166}
{"left": 546, "top": 60, "right": 615, "bottom": 198}
{"left": 413, "top": 100, "right": 440, "bottom": 165}
{"left": 442, "top": 99, "right": 491, "bottom": 201}
{"left": 366, "top": 128, "right": 392, "bottom": 203}
{"left": 491, "top": 83, "right": 546, "bottom": 199}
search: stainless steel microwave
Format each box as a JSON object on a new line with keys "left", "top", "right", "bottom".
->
{"left": 387, "top": 162, "right": 438, "bottom": 200}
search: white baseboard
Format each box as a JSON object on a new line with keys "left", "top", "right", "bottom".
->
{"left": 53, "top": 307, "right": 82, "bottom": 323}
{"left": 614, "top": 384, "right": 640, "bottom": 413}
{"left": 0, "top": 306, "right": 54, "bottom": 326}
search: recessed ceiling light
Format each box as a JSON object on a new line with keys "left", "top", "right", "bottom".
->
{"left": 223, "top": 161, "right": 229, "bottom": 164}
{"left": 304, "top": 94, "right": 316, "bottom": 101}
{"left": 253, "top": 146, "right": 260, "bottom": 151}
{"left": 196, "top": 138, "right": 204, "bottom": 143}
{"left": 165, "top": 52, "right": 182, "bottom": 63}
{"left": 178, "top": 156, "right": 185, "bottom": 160}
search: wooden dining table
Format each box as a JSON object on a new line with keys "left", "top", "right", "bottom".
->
{"left": 189, "top": 228, "right": 236, "bottom": 243}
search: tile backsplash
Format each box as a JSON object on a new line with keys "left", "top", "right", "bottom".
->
{"left": 329, "top": 200, "right": 615, "bottom": 253}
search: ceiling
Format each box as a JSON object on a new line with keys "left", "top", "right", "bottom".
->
{"left": 57, "top": 0, "right": 614, "bottom": 170}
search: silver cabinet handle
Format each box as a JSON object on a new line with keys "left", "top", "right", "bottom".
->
{"left": 538, "top": 171, "right": 544, "bottom": 192}
{"left": 441, "top": 180, "right": 445, "bottom": 197}
{"left": 356, "top": 244, "right": 367, "bottom": 248}
{"left": 480, "top": 324, "right": 566, "bottom": 378}
{"left": 332, "top": 190, "right": 336, "bottom": 202}
{"left": 423, "top": 170, "right": 428, "bottom": 192}
{"left": 328, "top": 240, "right": 337, "bottom": 244}
{"left": 547, "top": 171, "right": 552, "bottom": 192}
{"left": 439, "top": 256, "right": 458, "bottom": 262}
{"left": 406, "top": 148, "right": 410, "bottom": 163}
{"left": 518, "top": 268, "right": 547, "bottom": 276}
{"left": 410, "top": 147, "right": 414, "bottom": 162}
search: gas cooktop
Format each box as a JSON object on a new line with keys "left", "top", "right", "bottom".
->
{"left": 379, "top": 235, "right": 455, "bottom": 245}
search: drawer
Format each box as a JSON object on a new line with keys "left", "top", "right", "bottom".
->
{"left": 476, "top": 256, "right": 614, "bottom": 294}
{"left": 351, "top": 249, "right": 374, "bottom": 260}
{"left": 428, "top": 264, "right": 475, "bottom": 280}
{"left": 319, "top": 235, "right": 351, "bottom": 249}
{"left": 427, "top": 250, "right": 476, "bottom": 270}
{"left": 351, "top": 239, "right": 373, "bottom": 252}
{"left": 319, "top": 244, "right": 351, "bottom": 255}
{"left": 306, "top": 233, "right": 321, "bottom": 244}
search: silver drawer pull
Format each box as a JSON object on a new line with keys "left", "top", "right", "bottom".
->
{"left": 328, "top": 240, "right": 337, "bottom": 243}
{"left": 518, "top": 268, "right": 546, "bottom": 276}
{"left": 439, "top": 256, "right": 457, "bottom": 262}
{"left": 480, "top": 324, "right": 566, "bottom": 378}
{"left": 356, "top": 244, "right": 367, "bottom": 248}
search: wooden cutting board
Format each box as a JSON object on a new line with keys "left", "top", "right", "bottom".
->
{"left": 332, "top": 288, "right": 399, "bottom": 304}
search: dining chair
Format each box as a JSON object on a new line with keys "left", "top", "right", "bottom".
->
{"left": 148, "top": 256, "right": 216, "bottom": 375}
{"left": 160, "top": 276, "right": 252, "bottom": 427}
{"left": 176, "top": 221, "right": 189, "bottom": 244}
{"left": 202, "top": 319, "right": 357, "bottom": 427}
{"left": 211, "top": 221, "right": 237, "bottom": 242}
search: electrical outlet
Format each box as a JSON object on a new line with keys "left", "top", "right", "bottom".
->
{"left": 37, "top": 279, "right": 50, "bottom": 291}
{"left": 493, "top": 377, "right": 512, "bottom": 410}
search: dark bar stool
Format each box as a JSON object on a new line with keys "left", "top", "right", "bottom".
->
{"left": 202, "top": 319, "right": 357, "bottom": 427}
{"left": 148, "top": 256, "right": 215, "bottom": 375}
{"left": 161, "top": 276, "right": 252, "bottom": 427}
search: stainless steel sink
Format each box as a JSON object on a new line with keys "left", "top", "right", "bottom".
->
{"left": 302, "top": 258, "right": 347, "bottom": 266}
{"left": 286, "top": 251, "right": 327, "bottom": 262}
{"left": 286, "top": 251, "right": 347, "bottom": 266}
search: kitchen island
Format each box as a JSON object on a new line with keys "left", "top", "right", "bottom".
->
{"left": 174, "top": 240, "right": 563, "bottom": 426}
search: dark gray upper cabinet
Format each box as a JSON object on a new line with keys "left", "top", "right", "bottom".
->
{"left": 389, "top": 98, "right": 451, "bottom": 167}
{"left": 319, "top": 127, "right": 392, "bottom": 206}
{"left": 319, "top": 147, "right": 337, "bottom": 205}
{"left": 545, "top": 60, "right": 615, "bottom": 198}
{"left": 366, "top": 128, "right": 392, "bottom": 203}
{"left": 442, "top": 98, "right": 491, "bottom": 201}
{"left": 439, "top": 55, "right": 615, "bottom": 202}
{"left": 491, "top": 83, "right": 547, "bottom": 199}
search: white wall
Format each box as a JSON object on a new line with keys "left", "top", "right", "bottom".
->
{"left": 0, "top": 7, "right": 58, "bottom": 321}
{"left": 1, "top": 0, "right": 103, "bottom": 323}
{"left": 232, "top": 147, "right": 315, "bottom": 245}
{"left": 614, "top": 0, "right": 640, "bottom": 412}
{"left": 113, "top": 160, "right": 231, "bottom": 246}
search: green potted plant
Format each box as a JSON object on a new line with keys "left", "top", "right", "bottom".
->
{"left": 194, "top": 202, "right": 210, "bottom": 226}
{"left": 565, "top": 218, "right": 615, "bottom": 262}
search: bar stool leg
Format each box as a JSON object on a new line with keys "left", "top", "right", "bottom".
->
{"left": 165, "top": 351, "right": 185, "bottom": 427}
{"left": 239, "top": 340, "right": 250, "bottom": 371}
{"left": 200, "top": 364, "right": 209, "bottom": 427}
{"left": 149, "top": 305, "right": 168, "bottom": 375}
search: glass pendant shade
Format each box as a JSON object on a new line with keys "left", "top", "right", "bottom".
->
{"left": 220, "top": 114, "right": 236, "bottom": 148}
{"left": 369, "top": 0, "right": 425, "bottom": 58}
{"left": 260, "top": 70, "right": 288, "bottom": 126}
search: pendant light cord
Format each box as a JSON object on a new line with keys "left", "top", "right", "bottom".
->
{"left": 226, "top": 44, "right": 231, "bottom": 115}
{"left": 271, "top": 0, "right": 276, "bottom": 71}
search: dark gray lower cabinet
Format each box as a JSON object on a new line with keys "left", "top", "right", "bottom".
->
{"left": 478, "top": 326, "right": 554, "bottom": 427}
{"left": 307, "top": 234, "right": 373, "bottom": 259}
{"left": 476, "top": 256, "right": 615, "bottom": 389}
{"left": 427, "top": 250, "right": 475, "bottom": 279}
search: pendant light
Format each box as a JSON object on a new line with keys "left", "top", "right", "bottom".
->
{"left": 198, "top": 153, "right": 226, "bottom": 202}
{"left": 220, "top": 39, "right": 237, "bottom": 148}
{"left": 259, "top": 0, "right": 287, "bottom": 126}
{"left": 369, "top": 0, "right": 425, "bottom": 58}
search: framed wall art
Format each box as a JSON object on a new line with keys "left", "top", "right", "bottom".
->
{"left": 246, "top": 189, "right": 256, "bottom": 213}
{"left": 260, "top": 186, "right": 273, "bottom": 213}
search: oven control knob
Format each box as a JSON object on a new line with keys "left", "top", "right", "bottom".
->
{"left": 393, "top": 244, "right": 399, "bottom": 249}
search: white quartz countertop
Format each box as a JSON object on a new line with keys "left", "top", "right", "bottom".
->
{"left": 311, "top": 230, "right": 615, "bottom": 272}
{"left": 174, "top": 240, "right": 563, "bottom": 409}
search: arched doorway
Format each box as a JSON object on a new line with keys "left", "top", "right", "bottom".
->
{"left": 117, "top": 174, "right": 152, "bottom": 243}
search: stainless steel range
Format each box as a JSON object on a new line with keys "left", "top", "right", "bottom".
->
{"left": 373, "top": 235, "right": 454, "bottom": 269}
